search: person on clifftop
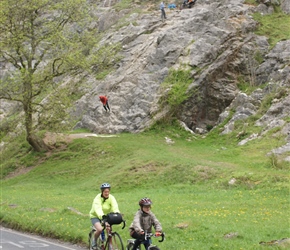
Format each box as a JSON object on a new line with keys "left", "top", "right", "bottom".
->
{"left": 160, "top": 2, "right": 166, "bottom": 20}
{"left": 99, "top": 95, "right": 110, "bottom": 112}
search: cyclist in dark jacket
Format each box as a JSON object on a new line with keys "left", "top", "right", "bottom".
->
{"left": 129, "top": 197, "right": 162, "bottom": 250}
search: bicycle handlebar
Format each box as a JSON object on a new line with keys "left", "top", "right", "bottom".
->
{"left": 159, "top": 232, "right": 165, "bottom": 242}
{"left": 144, "top": 232, "right": 165, "bottom": 242}
{"left": 102, "top": 217, "right": 126, "bottom": 230}
{"left": 121, "top": 219, "right": 126, "bottom": 229}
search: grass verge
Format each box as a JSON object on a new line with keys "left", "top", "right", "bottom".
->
{"left": 1, "top": 126, "right": 289, "bottom": 249}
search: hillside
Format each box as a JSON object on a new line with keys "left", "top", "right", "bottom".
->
{"left": 1, "top": 0, "right": 290, "bottom": 156}
{"left": 1, "top": 126, "right": 290, "bottom": 249}
{"left": 0, "top": 1, "right": 290, "bottom": 248}
{"left": 72, "top": 0, "right": 290, "bottom": 162}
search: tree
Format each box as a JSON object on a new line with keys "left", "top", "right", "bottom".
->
{"left": 0, "top": 0, "right": 117, "bottom": 151}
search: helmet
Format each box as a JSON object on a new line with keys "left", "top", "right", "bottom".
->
{"left": 100, "top": 183, "right": 111, "bottom": 190}
{"left": 139, "top": 197, "right": 152, "bottom": 206}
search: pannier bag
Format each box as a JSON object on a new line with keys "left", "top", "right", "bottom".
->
{"left": 107, "top": 212, "right": 123, "bottom": 225}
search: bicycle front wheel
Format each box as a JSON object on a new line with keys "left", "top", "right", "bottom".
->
{"left": 107, "top": 232, "right": 124, "bottom": 250}
{"left": 126, "top": 242, "right": 134, "bottom": 250}
{"left": 148, "top": 246, "right": 160, "bottom": 250}
{"left": 89, "top": 230, "right": 97, "bottom": 250}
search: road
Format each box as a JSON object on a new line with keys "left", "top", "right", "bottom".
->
{"left": 0, "top": 227, "right": 86, "bottom": 250}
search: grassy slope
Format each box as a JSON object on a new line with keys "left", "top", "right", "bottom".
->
{"left": 1, "top": 125, "right": 289, "bottom": 249}
{"left": 1, "top": 2, "right": 290, "bottom": 250}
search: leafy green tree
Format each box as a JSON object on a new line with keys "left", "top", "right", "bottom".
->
{"left": 0, "top": 0, "right": 118, "bottom": 151}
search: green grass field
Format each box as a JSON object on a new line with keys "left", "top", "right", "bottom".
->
{"left": 1, "top": 125, "right": 289, "bottom": 249}
{"left": 1, "top": 4, "right": 290, "bottom": 249}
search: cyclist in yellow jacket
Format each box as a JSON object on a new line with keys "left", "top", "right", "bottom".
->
{"left": 89, "top": 183, "right": 120, "bottom": 248}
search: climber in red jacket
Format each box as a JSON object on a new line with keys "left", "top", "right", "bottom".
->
{"left": 99, "top": 95, "right": 110, "bottom": 112}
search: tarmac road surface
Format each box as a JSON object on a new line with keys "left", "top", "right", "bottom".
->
{"left": 0, "top": 227, "right": 86, "bottom": 250}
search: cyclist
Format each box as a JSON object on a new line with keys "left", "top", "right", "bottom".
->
{"left": 89, "top": 183, "right": 120, "bottom": 249}
{"left": 129, "top": 197, "right": 162, "bottom": 250}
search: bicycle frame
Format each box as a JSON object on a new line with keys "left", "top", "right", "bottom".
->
{"left": 89, "top": 218, "right": 126, "bottom": 250}
{"left": 102, "top": 224, "right": 123, "bottom": 249}
{"left": 101, "top": 225, "right": 112, "bottom": 249}
{"left": 126, "top": 232, "right": 165, "bottom": 250}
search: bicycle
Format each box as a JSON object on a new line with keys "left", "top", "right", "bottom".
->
{"left": 126, "top": 232, "right": 165, "bottom": 250}
{"left": 89, "top": 212, "right": 126, "bottom": 250}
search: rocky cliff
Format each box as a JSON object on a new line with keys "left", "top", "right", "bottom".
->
{"left": 1, "top": 0, "right": 289, "bottom": 159}
{"left": 71, "top": 0, "right": 289, "bottom": 159}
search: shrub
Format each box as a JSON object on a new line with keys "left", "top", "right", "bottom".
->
{"left": 160, "top": 68, "right": 192, "bottom": 111}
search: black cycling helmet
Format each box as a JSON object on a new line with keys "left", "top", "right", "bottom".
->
{"left": 100, "top": 183, "right": 111, "bottom": 190}
{"left": 139, "top": 197, "right": 152, "bottom": 206}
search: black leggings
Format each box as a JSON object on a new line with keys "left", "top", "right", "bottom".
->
{"left": 103, "top": 102, "right": 110, "bottom": 111}
{"left": 131, "top": 231, "right": 149, "bottom": 250}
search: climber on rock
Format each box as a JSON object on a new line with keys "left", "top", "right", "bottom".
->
{"left": 99, "top": 95, "right": 110, "bottom": 112}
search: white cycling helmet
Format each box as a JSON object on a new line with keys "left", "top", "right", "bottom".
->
{"left": 100, "top": 183, "right": 111, "bottom": 190}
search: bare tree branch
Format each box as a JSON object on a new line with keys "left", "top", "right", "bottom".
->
{"left": 2, "top": 52, "right": 22, "bottom": 69}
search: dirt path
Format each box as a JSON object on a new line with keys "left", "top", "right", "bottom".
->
{"left": 5, "top": 132, "right": 118, "bottom": 179}
{"left": 43, "top": 132, "right": 118, "bottom": 145}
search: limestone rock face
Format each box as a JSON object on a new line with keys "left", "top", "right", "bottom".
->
{"left": 1, "top": 0, "right": 289, "bottom": 157}
{"left": 281, "top": 0, "right": 290, "bottom": 14}
{"left": 73, "top": 0, "right": 289, "bottom": 138}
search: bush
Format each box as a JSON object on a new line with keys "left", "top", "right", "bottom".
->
{"left": 160, "top": 68, "right": 192, "bottom": 111}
